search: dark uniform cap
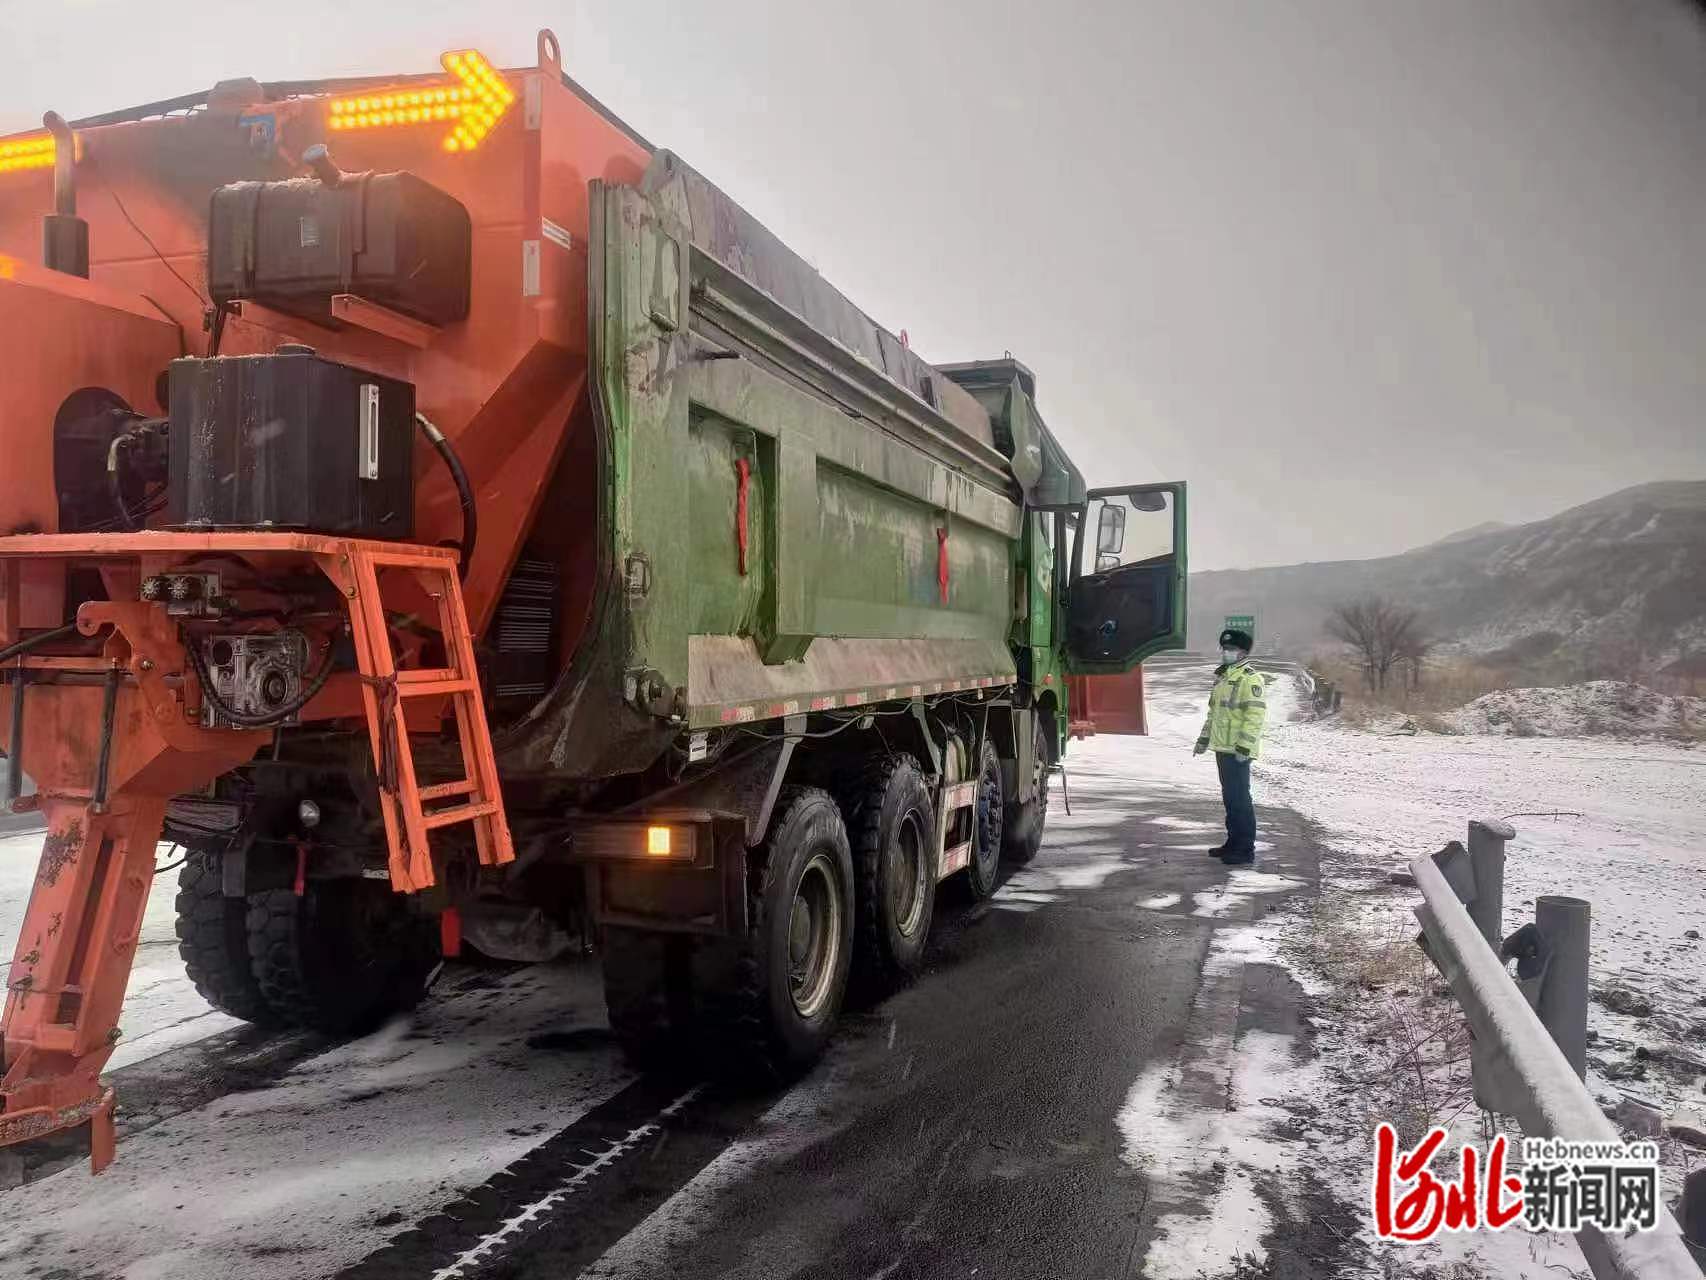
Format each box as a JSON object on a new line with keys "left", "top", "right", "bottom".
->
{"left": 1218, "top": 628, "right": 1254, "bottom": 652}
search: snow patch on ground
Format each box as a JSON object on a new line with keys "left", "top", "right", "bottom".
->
{"left": 1447, "top": 680, "right": 1706, "bottom": 739}
{"left": 994, "top": 854, "right": 1138, "bottom": 911}
{"left": 1117, "top": 910, "right": 1325, "bottom": 1279}
{"left": 1189, "top": 866, "right": 1306, "bottom": 919}
{"left": 0, "top": 961, "right": 633, "bottom": 1279}
{"left": 1129, "top": 1030, "right": 1316, "bottom": 1280}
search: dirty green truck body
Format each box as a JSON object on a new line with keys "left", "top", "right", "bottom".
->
{"left": 536, "top": 150, "right": 1189, "bottom": 1067}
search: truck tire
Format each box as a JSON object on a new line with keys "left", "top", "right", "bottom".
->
{"left": 839, "top": 754, "right": 936, "bottom": 982}
{"left": 1002, "top": 717, "right": 1051, "bottom": 866}
{"left": 246, "top": 879, "right": 437, "bottom": 1036}
{"left": 963, "top": 737, "right": 1006, "bottom": 900}
{"left": 175, "top": 849, "right": 277, "bottom": 1025}
{"left": 602, "top": 926, "right": 693, "bottom": 1071}
{"left": 701, "top": 786, "right": 854, "bottom": 1078}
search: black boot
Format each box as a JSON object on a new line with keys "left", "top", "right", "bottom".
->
{"left": 1219, "top": 848, "right": 1255, "bottom": 866}
{"left": 1207, "top": 843, "right": 1229, "bottom": 857}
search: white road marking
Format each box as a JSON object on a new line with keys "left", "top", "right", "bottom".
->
{"left": 427, "top": 1086, "right": 704, "bottom": 1280}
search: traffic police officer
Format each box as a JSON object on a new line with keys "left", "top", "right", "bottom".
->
{"left": 1193, "top": 628, "right": 1266, "bottom": 864}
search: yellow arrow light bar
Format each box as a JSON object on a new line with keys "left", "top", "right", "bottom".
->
{"left": 0, "top": 133, "right": 55, "bottom": 175}
{"left": 441, "top": 50, "right": 515, "bottom": 151}
{"left": 326, "top": 48, "right": 515, "bottom": 152}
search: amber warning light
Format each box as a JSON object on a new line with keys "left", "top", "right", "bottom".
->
{"left": 0, "top": 133, "right": 54, "bottom": 175}
{"left": 571, "top": 820, "right": 698, "bottom": 862}
{"left": 327, "top": 48, "right": 516, "bottom": 151}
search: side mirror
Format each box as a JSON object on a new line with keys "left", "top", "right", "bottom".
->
{"left": 1095, "top": 552, "right": 1121, "bottom": 573}
{"left": 1096, "top": 504, "right": 1126, "bottom": 555}
{"left": 1131, "top": 491, "right": 1168, "bottom": 513}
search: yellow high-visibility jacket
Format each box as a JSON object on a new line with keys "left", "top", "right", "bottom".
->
{"left": 1196, "top": 661, "right": 1268, "bottom": 759}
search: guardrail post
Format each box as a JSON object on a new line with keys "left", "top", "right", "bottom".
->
{"left": 1466, "top": 819, "right": 1512, "bottom": 950}
{"left": 1455, "top": 820, "right": 1521, "bottom": 1115}
{"left": 1535, "top": 895, "right": 1591, "bottom": 1080}
{"left": 1410, "top": 849, "right": 1703, "bottom": 1278}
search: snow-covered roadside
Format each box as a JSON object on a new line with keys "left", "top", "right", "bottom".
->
{"left": 1448, "top": 680, "right": 1706, "bottom": 739}
{"left": 1116, "top": 915, "right": 1329, "bottom": 1279}
{"left": 1175, "top": 656, "right": 1706, "bottom": 1279}
{"left": 1258, "top": 699, "right": 1706, "bottom": 1122}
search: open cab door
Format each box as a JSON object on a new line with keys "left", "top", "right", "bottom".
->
{"left": 1063, "top": 483, "right": 1187, "bottom": 732}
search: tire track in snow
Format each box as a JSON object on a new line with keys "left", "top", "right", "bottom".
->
{"left": 427, "top": 1086, "right": 703, "bottom": 1279}
{"left": 337, "top": 1075, "right": 773, "bottom": 1280}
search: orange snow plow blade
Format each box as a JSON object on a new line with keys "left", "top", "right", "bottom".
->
{"left": 0, "top": 534, "right": 512, "bottom": 1169}
{"left": 2, "top": 800, "right": 170, "bottom": 1171}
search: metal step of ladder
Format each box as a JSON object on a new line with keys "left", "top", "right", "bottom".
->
{"left": 935, "top": 780, "right": 980, "bottom": 878}
{"left": 343, "top": 545, "right": 514, "bottom": 891}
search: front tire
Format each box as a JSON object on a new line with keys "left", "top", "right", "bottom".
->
{"left": 840, "top": 754, "right": 936, "bottom": 982}
{"left": 1002, "top": 716, "right": 1052, "bottom": 866}
{"left": 175, "top": 849, "right": 276, "bottom": 1024}
{"left": 246, "top": 879, "right": 437, "bottom": 1036}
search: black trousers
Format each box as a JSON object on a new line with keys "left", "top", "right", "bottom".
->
{"left": 1215, "top": 751, "right": 1256, "bottom": 855}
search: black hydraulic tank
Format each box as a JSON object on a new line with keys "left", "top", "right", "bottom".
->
{"left": 168, "top": 349, "right": 415, "bottom": 539}
{"left": 207, "top": 171, "right": 471, "bottom": 327}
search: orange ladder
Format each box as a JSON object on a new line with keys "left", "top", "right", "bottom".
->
{"left": 342, "top": 544, "right": 514, "bottom": 892}
{"left": 934, "top": 780, "right": 980, "bottom": 878}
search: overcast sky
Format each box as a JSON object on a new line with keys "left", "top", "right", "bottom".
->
{"left": 7, "top": 0, "right": 1703, "bottom": 569}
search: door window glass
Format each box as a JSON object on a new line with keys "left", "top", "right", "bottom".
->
{"left": 1080, "top": 490, "right": 1175, "bottom": 576}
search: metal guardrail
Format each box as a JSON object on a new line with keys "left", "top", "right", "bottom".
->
{"left": 1412, "top": 821, "right": 1701, "bottom": 1280}
{"left": 1246, "top": 657, "right": 1314, "bottom": 693}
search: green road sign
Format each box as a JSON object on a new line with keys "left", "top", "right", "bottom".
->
{"left": 1223, "top": 614, "right": 1256, "bottom": 645}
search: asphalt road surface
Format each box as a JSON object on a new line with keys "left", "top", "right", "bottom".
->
{"left": 0, "top": 660, "right": 1355, "bottom": 1280}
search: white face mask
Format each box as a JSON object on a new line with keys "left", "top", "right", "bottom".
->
{"left": 1220, "top": 648, "right": 1243, "bottom": 666}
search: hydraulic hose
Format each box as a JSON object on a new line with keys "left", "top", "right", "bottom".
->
{"left": 415, "top": 413, "right": 477, "bottom": 582}
{"left": 106, "top": 434, "right": 137, "bottom": 530}
{"left": 0, "top": 622, "right": 82, "bottom": 668}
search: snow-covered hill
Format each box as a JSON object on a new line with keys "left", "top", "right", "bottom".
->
{"left": 1189, "top": 480, "right": 1706, "bottom": 668}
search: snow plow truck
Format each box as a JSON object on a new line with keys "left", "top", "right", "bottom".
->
{"left": 0, "top": 31, "right": 1186, "bottom": 1171}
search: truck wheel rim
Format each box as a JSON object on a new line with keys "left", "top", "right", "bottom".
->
{"left": 892, "top": 809, "right": 928, "bottom": 938}
{"left": 788, "top": 851, "right": 842, "bottom": 1018}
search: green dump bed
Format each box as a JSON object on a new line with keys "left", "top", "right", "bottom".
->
{"left": 496, "top": 151, "right": 1083, "bottom": 783}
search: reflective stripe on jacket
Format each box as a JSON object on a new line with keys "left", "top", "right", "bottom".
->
{"left": 1196, "top": 661, "right": 1268, "bottom": 759}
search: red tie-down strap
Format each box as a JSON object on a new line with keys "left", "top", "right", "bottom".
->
{"left": 735, "top": 458, "right": 751, "bottom": 575}
{"left": 937, "top": 526, "right": 950, "bottom": 603}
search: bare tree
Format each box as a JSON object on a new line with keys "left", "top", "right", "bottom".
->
{"left": 1325, "top": 597, "right": 1428, "bottom": 693}
{"left": 1326, "top": 599, "right": 1382, "bottom": 690}
{"left": 1391, "top": 614, "right": 1436, "bottom": 692}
